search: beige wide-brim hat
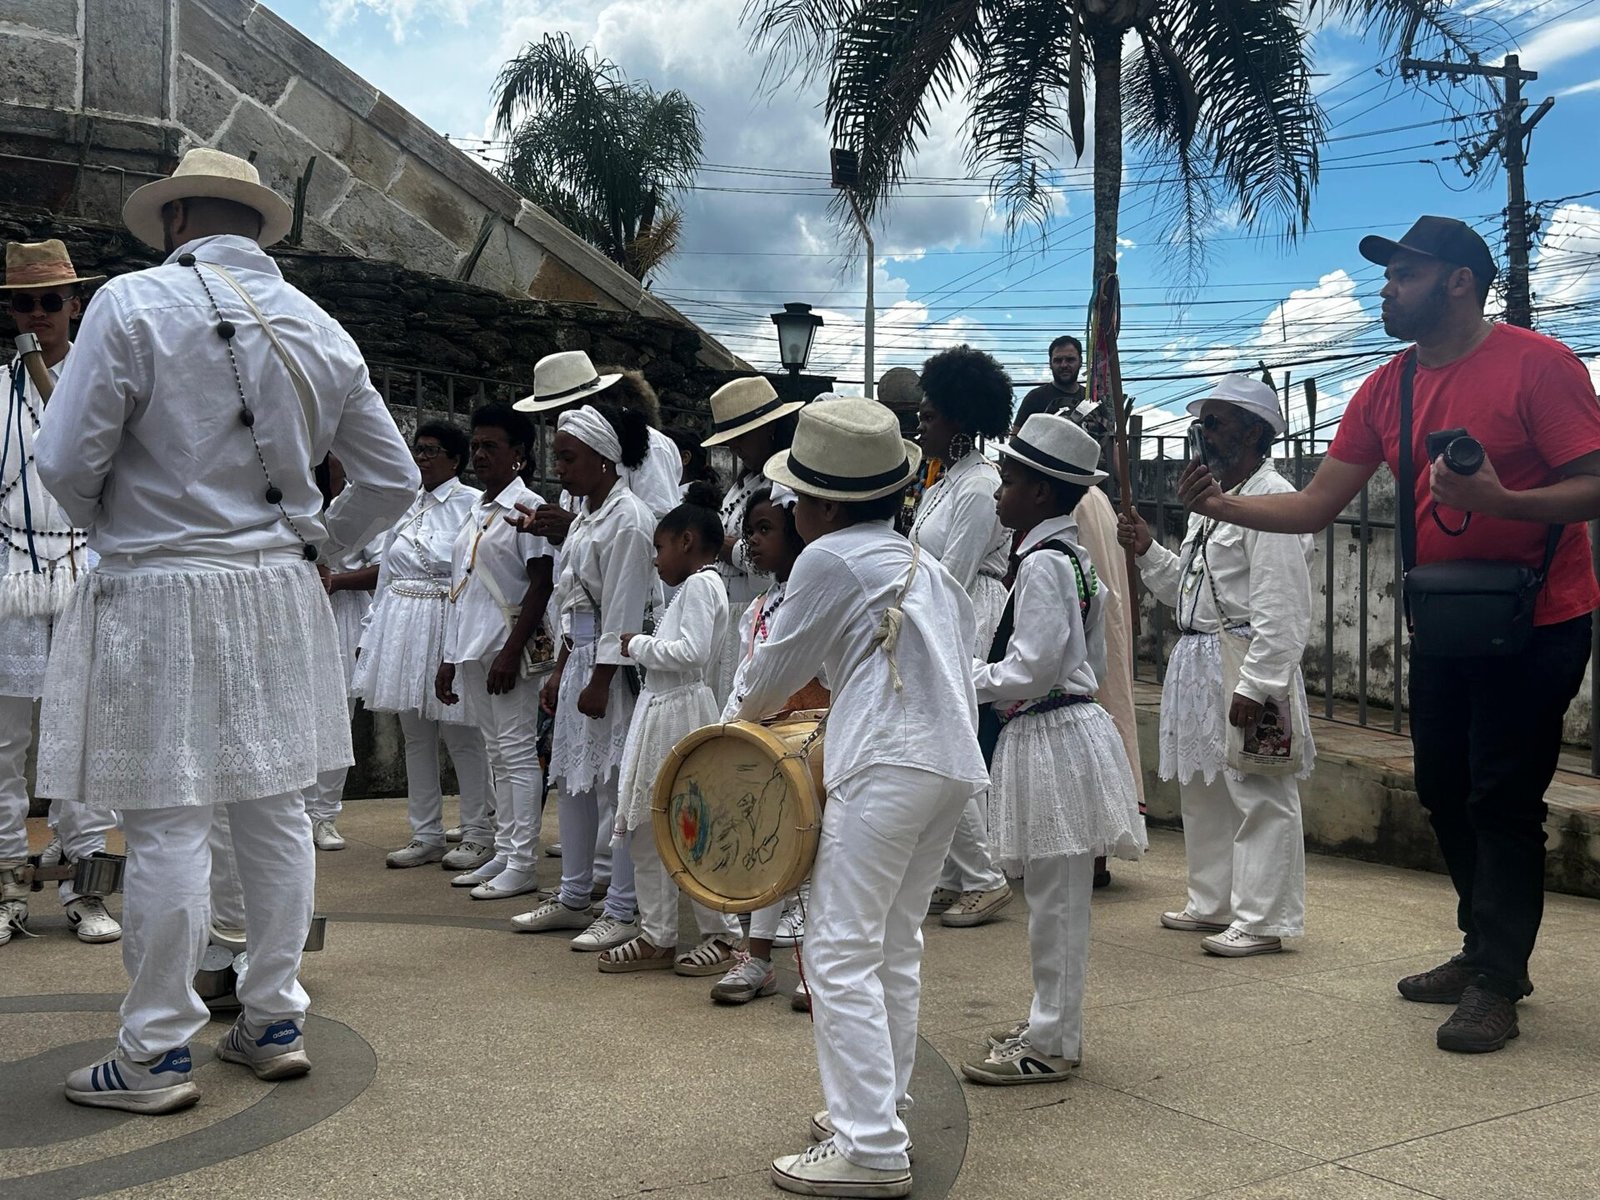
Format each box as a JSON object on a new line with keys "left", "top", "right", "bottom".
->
{"left": 515, "top": 350, "right": 623, "bottom": 413}
{"left": 701, "top": 375, "right": 805, "bottom": 448}
{"left": 122, "top": 147, "right": 294, "bottom": 251}
{"left": 997, "top": 412, "right": 1108, "bottom": 484}
{"left": 0, "top": 239, "right": 104, "bottom": 291}
{"left": 764, "top": 396, "right": 922, "bottom": 502}
{"left": 1186, "top": 374, "right": 1286, "bottom": 434}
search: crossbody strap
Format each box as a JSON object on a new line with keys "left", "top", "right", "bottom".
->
{"left": 198, "top": 262, "right": 317, "bottom": 437}
{"left": 1397, "top": 348, "right": 1561, "bottom": 581}
{"left": 985, "top": 539, "right": 1091, "bottom": 663}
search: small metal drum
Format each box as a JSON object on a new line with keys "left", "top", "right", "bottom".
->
{"left": 302, "top": 913, "right": 327, "bottom": 952}
{"left": 71, "top": 852, "right": 126, "bottom": 897}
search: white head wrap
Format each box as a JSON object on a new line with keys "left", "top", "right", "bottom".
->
{"left": 557, "top": 405, "right": 623, "bottom": 463}
{"left": 768, "top": 482, "right": 799, "bottom": 509}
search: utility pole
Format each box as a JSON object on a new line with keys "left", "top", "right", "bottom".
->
{"left": 1400, "top": 52, "right": 1554, "bottom": 328}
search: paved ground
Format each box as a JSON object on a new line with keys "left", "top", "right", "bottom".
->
{"left": 3, "top": 800, "right": 1598, "bottom": 1200}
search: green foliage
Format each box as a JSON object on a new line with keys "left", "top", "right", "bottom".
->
{"left": 493, "top": 34, "right": 705, "bottom": 279}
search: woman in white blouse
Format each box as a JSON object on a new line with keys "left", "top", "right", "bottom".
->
{"left": 700, "top": 376, "right": 804, "bottom": 703}
{"left": 436, "top": 405, "right": 556, "bottom": 902}
{"left": 510, "top": 404, "right": 658, "bottom": 953}
{"left": 354, "top": 421, "right": 496, "bottom": 872}
{"left": 910, "top": 347, "right": 1016, "bottom": 929}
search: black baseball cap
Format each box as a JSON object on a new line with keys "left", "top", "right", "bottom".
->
{"left": 1359, "top": 216, "right": 1498, "bottom": 282}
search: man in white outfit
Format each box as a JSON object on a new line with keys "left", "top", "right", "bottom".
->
{"left": 36, "top": 148, "right": 417, "bottom": 1114}
{"left": 1118, "top": 376, "right": 1315, "bottom": 957}
{"left": 0, "top": 239, "right": 120, "bottom": 947}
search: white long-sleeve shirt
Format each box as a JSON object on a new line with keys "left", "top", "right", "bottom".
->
{"left": 37, "top": 235, "right": 418, "bottom": 559}
{"left": 444, "top": 478, "right": 554, "bottom": 665}
{"left": 734, "top": 520, "right": 988, "bottom": 793}
{"left": 974, "top": 515, "right": 1104, "bottom": 705}
{"left": 909, "top": 454, "right": 1009, "bottom": 595}
{"left": 553, "top": 479, "right": 656, "bottom": 666}
{"left": 376, "top": 479, "right": 480, "bottom": 590}
{"left": 624, "top": 566, "right": 728, "bottom": 690}
{"left": 1137, "top": 462, "right": 1313, "bottom": 704}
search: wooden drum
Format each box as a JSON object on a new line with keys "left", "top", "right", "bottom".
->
{"left": 652, "top": 711, "right": 826, "bottom": 913}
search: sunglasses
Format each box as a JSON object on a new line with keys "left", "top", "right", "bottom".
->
{"left": 412, "top": 445, "right": 446, "bottom": 461}
{"left": 9, "top": 293, "right": 69, "bottom": 315}
{"left": 1200, "top": 413, "right": 1243, "bottom": 431}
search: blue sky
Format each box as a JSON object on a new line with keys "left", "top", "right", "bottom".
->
{"left": 272, "top": 0, "right": 1600, "bottom": 442}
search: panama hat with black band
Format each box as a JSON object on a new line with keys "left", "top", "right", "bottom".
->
{"left": 701, "top": 376, "right": 806, "bottom": 448}
{"left": 514, "top": 350, "right": 624, "bottom": 413}
{"left": 763, "top": 396, "right": 923, "bottom": 502}
{"left": 996, "top": 413, "right": 1108, "bottom": 484}
{"left": 122, "top": 147, "right": 293, "bottom": 251}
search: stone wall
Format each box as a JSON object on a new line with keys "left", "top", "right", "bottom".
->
{"left": 0, "top": 0, "right": 743, "bottom": 370}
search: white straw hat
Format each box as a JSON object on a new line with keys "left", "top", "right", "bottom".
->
{"left": 515, "top": 350, "right": 624, "bottom": 413}
{"left": 701, "top": 376, "right": 805, "bottom": 448}
{"left": 1187, "top": 374, "right": 1285, "bottom": 434}
{"left": 997, "top": 413, "right": 1108, "bottom": 484}
{"left": 763, "top": 396, "right": 922, "bottom": 502}
{"left": 122, "top": 147, "right": 294, "bottom": 251}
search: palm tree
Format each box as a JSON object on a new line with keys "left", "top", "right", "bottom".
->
{"left": 744, "top": 1, "right": 1485, "bottom": 290}
{"left": 492, "top": 34, "right": 704, "bottom": 280}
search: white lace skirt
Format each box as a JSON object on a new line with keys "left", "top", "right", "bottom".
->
{"left": 0, "top": 613, "right": 50, "bottom": 699}
{"left": 988, "top": 702, "right": 1146, "bottom": 874}
{"left": 352, "top": 586, "right": 468, "bottom": 724}
{"left": 615, "top": 681, "right": 720, "bottom": 834}
{"left": 1158, "top": 632, "right": 1315, "bottom": 785}
{"left": 971, "top": 572, "right": 1008, "bottom": 657}
{"left": 38, "top": 562, "right": 352, "bottom": 809}
{"left": 550, "top": 637, "right": 638, "bottom": 795}
{"left": 329, "top": 588, "right": 371, "bottom": 693}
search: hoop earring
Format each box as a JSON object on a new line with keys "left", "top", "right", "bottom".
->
{"left": 948, "top": 432, "right": 974, "bottom": 462}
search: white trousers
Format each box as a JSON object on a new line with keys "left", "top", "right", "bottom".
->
{"left": 1019, "top": 853, "right": 1094, "bottom": 1060}
{"left": 459, "top": 661, "right": 543, "bottom": 874}
{"left": 631, "top": 829, "right": 739, "bottom": 948}
{"left": 303, "top": 698, "right": 357, "bottom": 822}
{"left": 398, "top": 709, "right": 495, "bottom": 847}
{"left": 0, "top": 693, "right": 115, "bottom": 902}
{"left": 209, "top": 805, "right": 247, "bottom": 933}
{"left": 558, "top": 774, "right": 635, "bottom": 920}
{"left": 749, "top": 878, "right": 810, "bottom": 943}
{"left": 937, "top": 792, "right": 1007, "bottom": 893}
{"left": 1179, "top": 771, "right": 1306, "bottom": 938}
{"left": 119, "top": 791, "right": 313, "bottom": 1059}
{"left": 809, "top": 765, "right": 969, "bottom": 1171}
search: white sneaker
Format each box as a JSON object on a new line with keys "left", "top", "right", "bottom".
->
{"left": 312, "top": 820, "right": 346, "bottom": 851}
{"left": 65, "top": 897, "right": 122, "bottom": 943}
{"left": 442, "top": 840, "right": 495, "bottom": 871}
{"left": 810, "top": 1111, "right": 914, "bottom": 1160}
{"left": 443, "top": 826, "right": 463, "bottom": 844}
{"left": 451, "top": 856, "right": 505, "bottom": 888}
{"left": 791, "top": 975, "right": 811, "bottom": 1013}
{"left": 386, "top": 840, "right": 446, "bottom": 869}
{"left": 570, "top": 913, "right": 639, "bottom": 952}
{"left": 216, "top": 1016, "right": 311, "bottom": 1081}
{"left": 710, "top": 952, "right": 778, "bottom": 1004}
{"left": 1, "top": 864, "right": 31, "bottom": 947}
{"left": 771, "top": 1138, "right": 911, "bottom": 1197}
{"left": 65, "top": 1047, "right": 200, "bottom": 1114}
{"left": 773, "top": 900, "right": 806, "bottom": 948}
{"left": 1202, "top": 927, "right": 1283, "bottom": 957}
{"left": 38, "top": 833, "right": 63, "bottom": 869}
{"left": 960, "top": 1036, "right": 1078, "bottom": 1086}
{"left": 545, "top": 842, "right": 563, "bottom": 857}
{"left": 470, "top": 867, "right": 540, "bottom": 900}
{"left": 510, "top": 897, "right": 593, "bottom": 933}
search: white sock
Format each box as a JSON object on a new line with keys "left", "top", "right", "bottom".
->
{"left": 488, "top": 866, "right": 537, "bottom": 892}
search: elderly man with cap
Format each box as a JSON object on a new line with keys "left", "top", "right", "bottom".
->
{"left": 0, "top": 239, "right": 121, "bottom": 948}
{"left": 1178, "top": 216, "right": 1600, "bottom": 1053}
{"left": 35, "top": 147, "right": 417, "bottom": 1113}
{"left": 1119, "top": 375, "right": 1314, "bottom": 960}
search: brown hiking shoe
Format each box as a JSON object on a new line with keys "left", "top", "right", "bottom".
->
{"left": 1436, "top": 985, "right": 1520, "bottom": 1053}
{"left": 1397, "top": 955, "right": 1474, "bottom": 1004}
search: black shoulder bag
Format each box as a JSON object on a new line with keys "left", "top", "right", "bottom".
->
{"left": 1397, "top": 350, "right": 1561, "bottom": 658}
{"left": 977, "top": 539, "right": 1088, "bottom": 766}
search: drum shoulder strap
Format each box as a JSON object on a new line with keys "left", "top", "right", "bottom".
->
{"left": 985, "top": 538, "right": 1088, "bottom": 663}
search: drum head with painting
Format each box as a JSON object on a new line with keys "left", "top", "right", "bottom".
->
{"left": 652, "top": 719, "right": 824, "bottom": 914}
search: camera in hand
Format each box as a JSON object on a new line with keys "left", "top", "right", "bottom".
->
{"left": 1425, "top": 428, "right": 1484, "bottom": 476}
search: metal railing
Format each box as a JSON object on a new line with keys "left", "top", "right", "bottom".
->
{"left": 1123, "top": 429, "right": 1600, "bottom": 775}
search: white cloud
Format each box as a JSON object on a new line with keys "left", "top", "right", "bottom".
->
{"left": 1557, "top": 78, "right": 1600, "bottom": 97}
{"left": 1505, "top": 14, "right": 1600, "bottom": 71}
{"left": 322, "top": 0, "right": 483, "bottom": 39}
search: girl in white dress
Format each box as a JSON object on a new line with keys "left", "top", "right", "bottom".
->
{"left": 598, "top": 486, "right": 744, "bottom": 976}
{"left": 910, "top": 346, "right": 1015, "bottom": 927}
{"left": 509, "top": 404, "right": 658, "bottom": 952}
{"left": 700, "top": 377, "right": 804, "bottom": 702}
{"left": 353, "top": 421, "right": 496, "bottom": 871}
{"left": 961, "top": 414, "right": 1145, "bottom": 1087}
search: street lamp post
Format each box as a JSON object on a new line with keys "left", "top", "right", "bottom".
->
{"left": 831, "top": 148, "right": 874, "bottom": 399}
{"left": 770, "top": 301, "right": 824, "bottom": 375}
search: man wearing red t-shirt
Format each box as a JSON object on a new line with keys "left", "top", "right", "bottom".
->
{"left": 1177, "top": 216, "right": 1600, "bottom": 1055}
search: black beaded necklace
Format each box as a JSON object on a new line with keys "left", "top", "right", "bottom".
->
{"left": 181, "top": 252, "right": 317, "bottom": 562}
